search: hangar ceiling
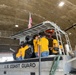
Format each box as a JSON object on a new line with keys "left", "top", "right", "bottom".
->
{"left": 0, "top": 0, "right": 76, "bottom": 49}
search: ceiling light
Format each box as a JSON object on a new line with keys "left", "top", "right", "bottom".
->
{"left": 69, "top": 32, "right": 72, "bottom": 35}
{"left": 59, "top": 2, "right": 65, "bottom": 7}
{"left": 15, "top": 25, "right": 19, "bottom": 27}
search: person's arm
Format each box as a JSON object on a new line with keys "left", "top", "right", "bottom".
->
{"left": 49, "top": 47, "right": 53, "bottom": 50}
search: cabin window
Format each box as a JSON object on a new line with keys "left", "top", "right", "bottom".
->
{"left": 4, "top": 71, "right": 6, "bottom": 74}
{"left": 30, "top": 72, "right": 35, "bottom": 75}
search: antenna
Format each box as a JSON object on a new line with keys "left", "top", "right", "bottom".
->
{"left": 65, "top": 23, "right": 76, "bottom": 31}
{"left": 10, "top": 48, "right": 15, "bottom": 52}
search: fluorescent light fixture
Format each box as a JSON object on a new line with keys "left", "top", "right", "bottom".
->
{"left": 15, "top": 25, "right": 19, "bottom": 27}
{"left": 59, "top": 2, "right": 65, "bottom": 7}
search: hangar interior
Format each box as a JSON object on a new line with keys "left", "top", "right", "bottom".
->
{"left": 0, "top": 0, "right": 76, "bottom": 53}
